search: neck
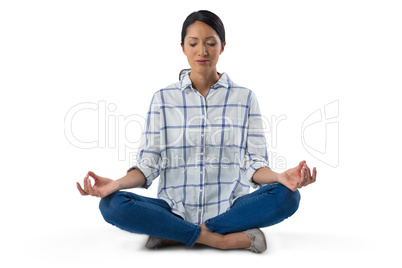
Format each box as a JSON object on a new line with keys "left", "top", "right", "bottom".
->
{"left": 189, "top": 69, "right": 220, "bottom": 94}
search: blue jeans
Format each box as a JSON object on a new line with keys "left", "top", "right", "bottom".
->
{"left": 99, "top": 183, "right": 300, "bottom": 247}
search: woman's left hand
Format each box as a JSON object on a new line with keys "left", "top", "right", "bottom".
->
{"left": 277, "top": 160, "right": 317, "bottom": 191}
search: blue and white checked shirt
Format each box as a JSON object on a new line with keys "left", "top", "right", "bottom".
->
{"left": 128, "top": 71, "right": 270, "bottom": 225}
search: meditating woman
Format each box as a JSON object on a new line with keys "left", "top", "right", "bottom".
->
{"left": 77, "top": 10, "right": 317, "bottom": 253}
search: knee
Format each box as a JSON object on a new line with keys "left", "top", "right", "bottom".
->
{"left": 275, "top": 183, "right": 301, "bottom": 217}
{"left": 99, "top": 191, "right": 119, "bottom": 211}
{"left": 289, "top": 188, "right": 301, "bottom": 216}
{"left": 99, "top": 191, "right": 126, "bottom": 223}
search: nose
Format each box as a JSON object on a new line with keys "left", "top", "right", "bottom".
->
{"left": 198, "top": 44, "right": 207, "bottom": 56}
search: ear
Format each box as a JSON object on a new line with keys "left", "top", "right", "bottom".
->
{"left": 220, "top": 41, "right": 226, "bottom": 55}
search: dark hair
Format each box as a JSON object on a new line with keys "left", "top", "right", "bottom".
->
{"left": 179, "top": 10, "right": 225, "bottom": 80}
{"left": 181, "top": 10, "right": 225, "bottom": 46}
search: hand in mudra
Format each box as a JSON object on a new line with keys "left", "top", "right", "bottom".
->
{"left": 76, "top": 171, "right": 119, "bottom": 198}
{"left": 277, "top": 161, "right": 317, "bottom": 192}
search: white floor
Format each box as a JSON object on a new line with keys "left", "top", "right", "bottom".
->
{"left": 4, "top": 193, "right": 399, "bottom": 268}
{"left": 14, "top": 226, "right": 391, "bottom": 268}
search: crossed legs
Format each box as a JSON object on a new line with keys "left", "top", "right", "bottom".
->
{"left": 99, "top": 183, "right": 300, "bottom": 250}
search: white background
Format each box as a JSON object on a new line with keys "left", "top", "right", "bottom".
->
{"left": 1, "top": 0, "right": 401, "bottom": 267}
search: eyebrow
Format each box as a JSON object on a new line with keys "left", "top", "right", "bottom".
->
{"left": 187, "top": 36, "right": 217, "bottom": 40}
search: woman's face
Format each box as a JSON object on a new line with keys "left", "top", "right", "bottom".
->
{"left": 182, "top": 21, "right": 225, "bottom": 75}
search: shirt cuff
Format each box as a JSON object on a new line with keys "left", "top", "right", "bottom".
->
{"left": 246, "top": 161, "right": 270, "bottom": 189}
{"left": 126, "top": 164, "right": 155, "bottom": 189}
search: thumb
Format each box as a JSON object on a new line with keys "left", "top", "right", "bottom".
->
{"left": 88, "top": 171, "right": 99, "bottom": 180}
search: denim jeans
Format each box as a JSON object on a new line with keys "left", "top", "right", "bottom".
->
{"left": 99, "top": 183, "right": 300, "bottom": 247}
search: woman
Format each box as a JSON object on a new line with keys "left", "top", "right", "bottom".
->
{"left": 77, "top": 10, "right": 317, "bottom": 253}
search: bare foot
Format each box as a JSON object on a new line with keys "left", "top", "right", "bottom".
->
{"left": 197, "top": 223, "right": 251, "bottom": 250}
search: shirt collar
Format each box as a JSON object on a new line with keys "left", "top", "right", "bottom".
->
{"left": 180, "top": 70, "right": 231, "bottom": 91}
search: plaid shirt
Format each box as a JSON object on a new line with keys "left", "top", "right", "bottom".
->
{"left": 128, "top": 71, "right": 270, "bottom": 225}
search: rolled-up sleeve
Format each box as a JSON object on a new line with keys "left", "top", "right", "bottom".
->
{"left": 244, "top": 91, "right": 270, "bottom": 188}
{"left": 127, "top": 92, "right": 162, "bottom": 189}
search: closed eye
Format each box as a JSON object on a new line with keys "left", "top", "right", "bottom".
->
{"left": 189, "top": 43, "right": 216, "bottom": 47}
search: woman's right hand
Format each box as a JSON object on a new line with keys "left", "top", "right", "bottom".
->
{"left": 76, "top": 171, "right": 120, "bottom": 198}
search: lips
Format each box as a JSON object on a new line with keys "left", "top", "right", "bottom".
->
{"left": 196, "top": 60, "right": 209, "bottom": 64}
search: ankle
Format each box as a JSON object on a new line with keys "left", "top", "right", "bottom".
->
{"left": 197, "top": 224, "right": 225, "bottom": 249}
